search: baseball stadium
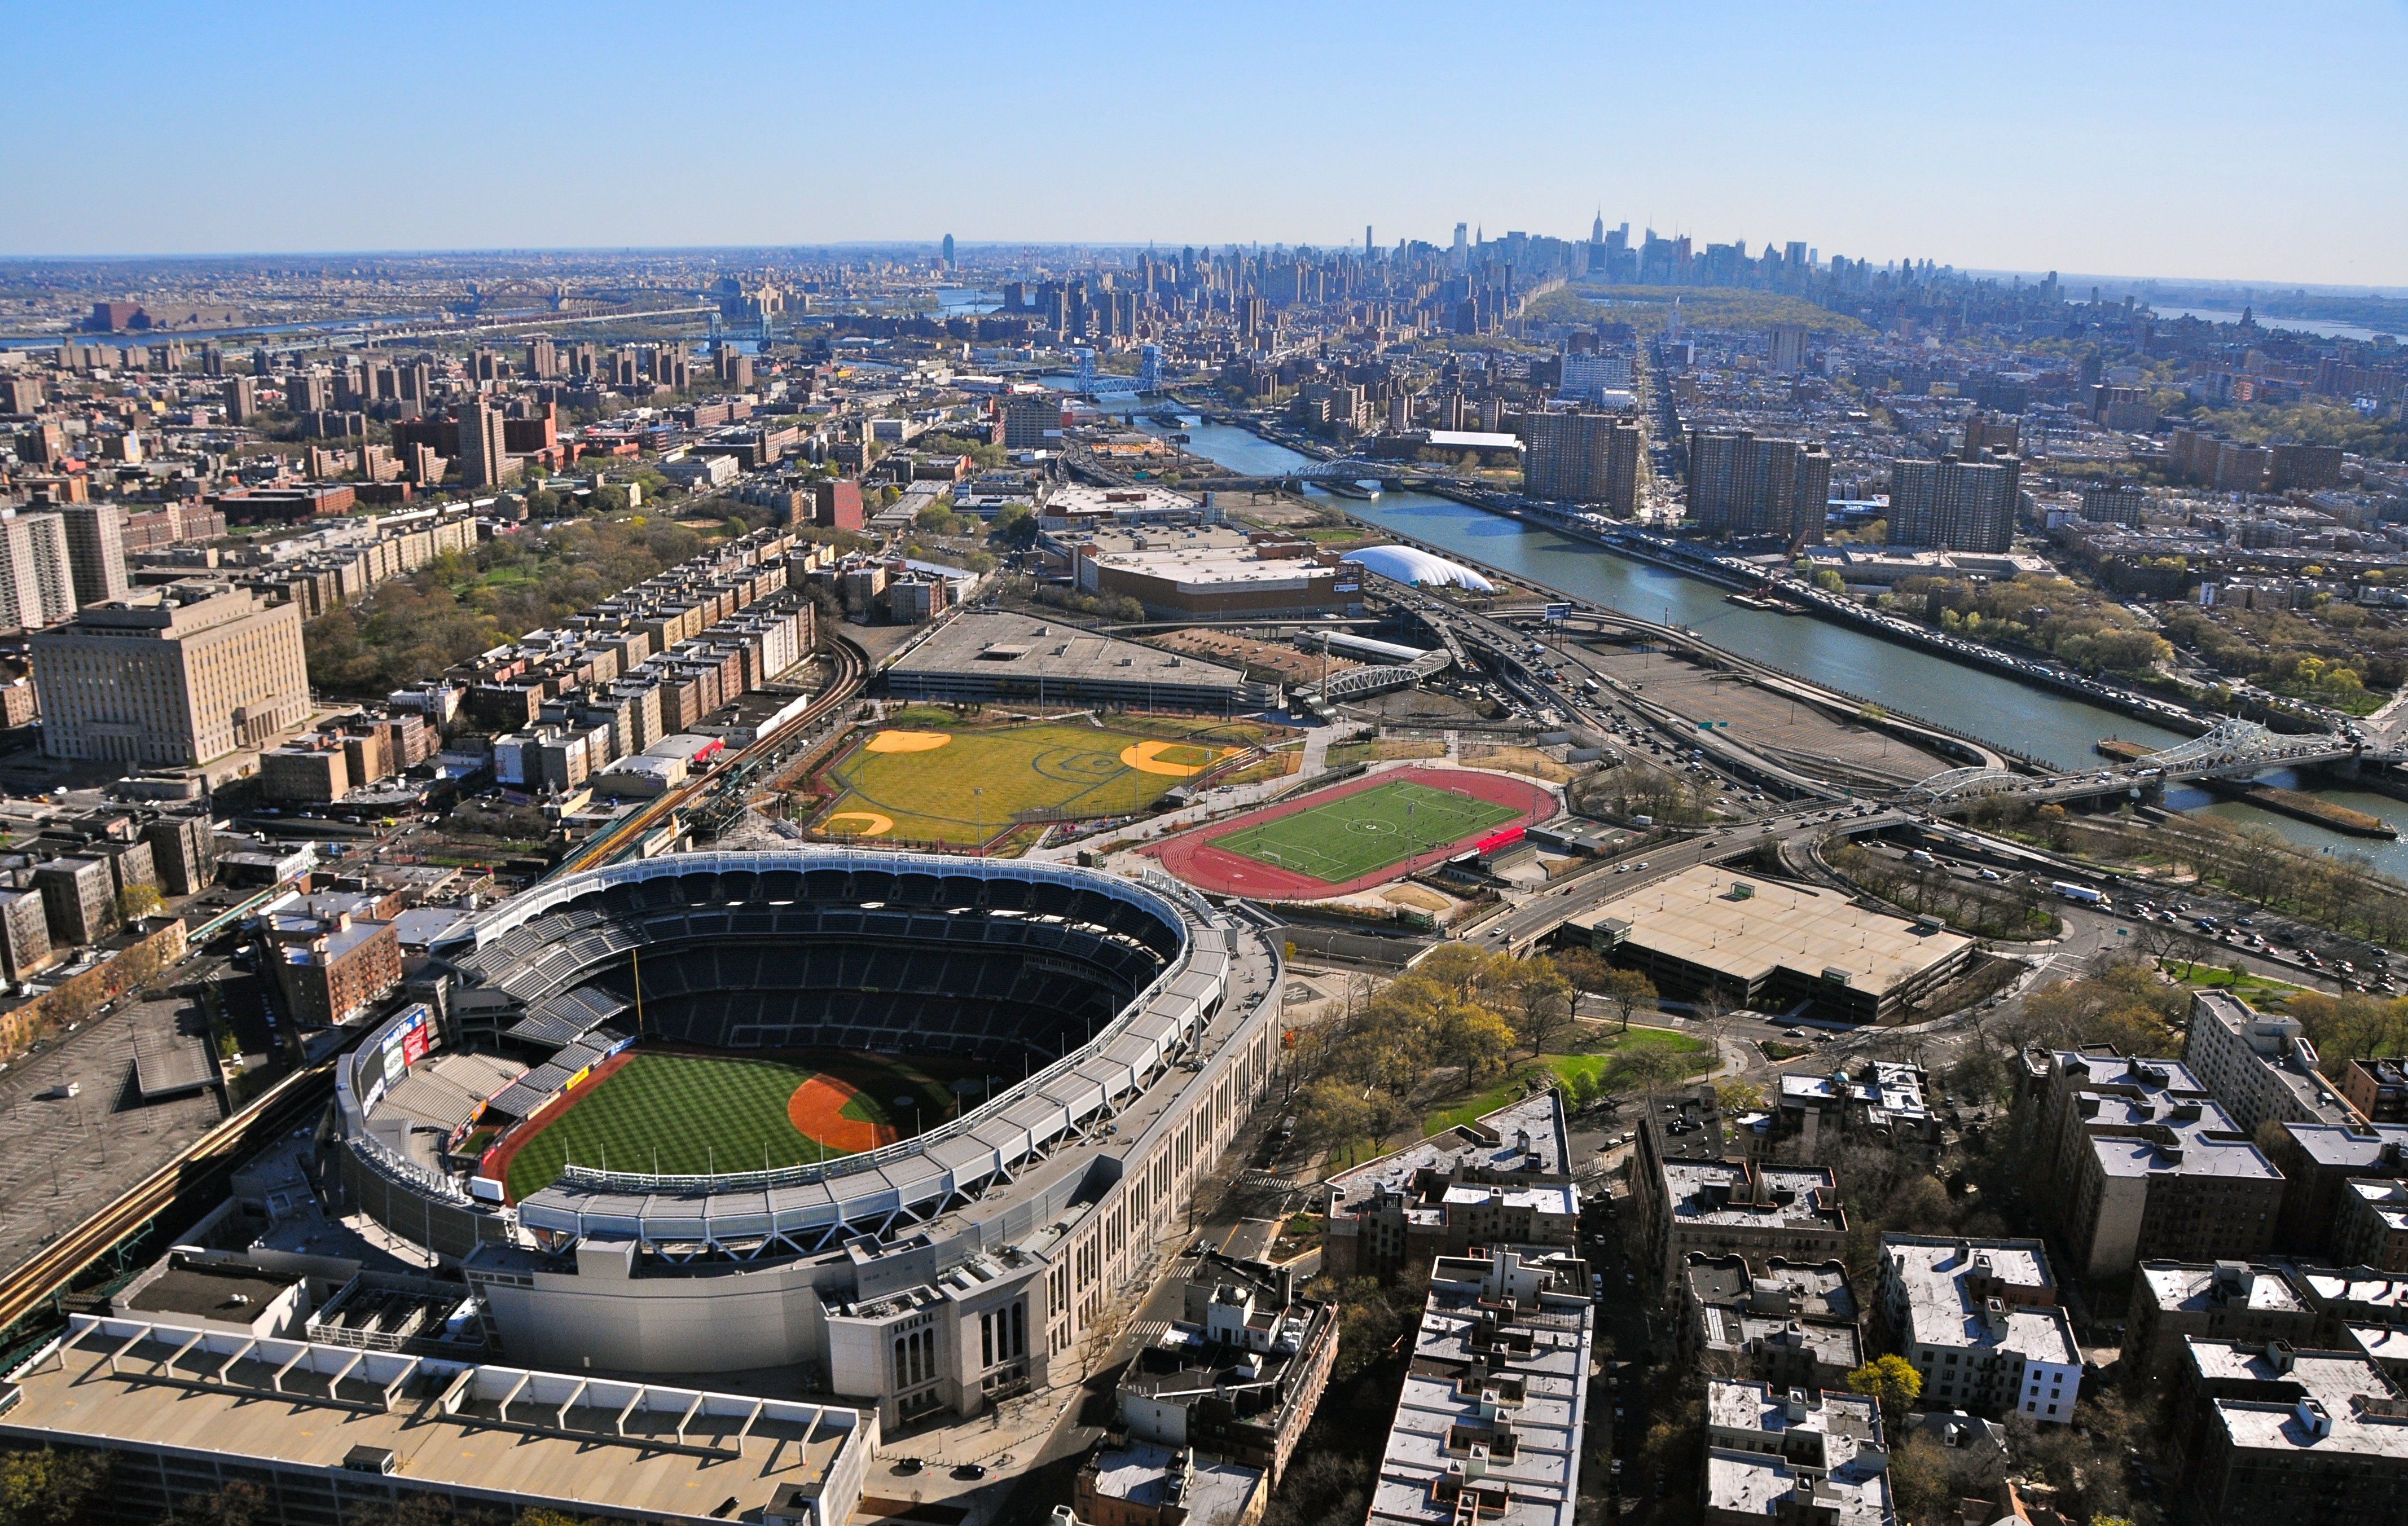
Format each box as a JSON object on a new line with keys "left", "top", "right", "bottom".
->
{"left": 1145, "top": 765, "right": 1558, "bottom": 898}
{"left": 335, "top": 849, "right": 1281, "bottom": 1427}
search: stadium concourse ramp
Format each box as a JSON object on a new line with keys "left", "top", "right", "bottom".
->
{"left": 335, "top": 848, "right": 1284, "bottom": 1428}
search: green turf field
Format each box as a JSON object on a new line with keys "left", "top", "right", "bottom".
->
{"left": 816, "top": 720, "right": 1248, "bottom": 847}
{"left": 1212, "top": 779, "right": 1521, "bottom": 884}
{"left": 498, "top": 1049, "right": 956, "bottom": 1200}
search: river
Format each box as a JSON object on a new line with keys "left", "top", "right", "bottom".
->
{"left": 1141, "top": 409, "right": 2408, "bottom": 869}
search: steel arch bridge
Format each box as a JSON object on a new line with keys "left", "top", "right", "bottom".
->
{"left": 2139, "top": 719, "right": 2300, "bottom": 777}
{"left": 1902, "top": 767, "right": 2026, "bottom": 804}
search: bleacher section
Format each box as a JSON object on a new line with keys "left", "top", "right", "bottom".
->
{"left": 429, "top": 863, "right": 1178, "bottom": 1131}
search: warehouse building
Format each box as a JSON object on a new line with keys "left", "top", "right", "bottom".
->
{"left": 1560, "top": 866, "right": 1974, "bottom": 1023}
{"left": 882, "top": 610, "right": 1274, "bottom": 715}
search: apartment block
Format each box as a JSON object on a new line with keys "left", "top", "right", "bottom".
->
{"left": 2124, "top": 1261, "right": 2318, "bottom": 1386}
{"left": 1687, "top": 429, "right": 1832, "bottom": 543}
{"left": 2344, "top": 1059, "right": 2408, "bottom": 1124}
{"left": 1887, "top": 449, "right": 2020, "bottom": 553}
{"left": 1115, "top": 1250, "right": 1337, "bottom": 1484}
{"left": 1680, "top": 1255, "right": 1862, "bottom": 1393}
{"left": 2337, "top": 1180, "right": 2408, "bottom": 1272}
{"left": 1878, "top": 1236, "right": 2081, "bottom": 1424}
{"left": 2264, "top": 1122, "right": 2408, "bottom": 1256}
{"left": 1702, "top": 1382, "right": 1892, "bottom": 1526}
{"left": 1324, "top": 1094, "right": 1575, "bottom": 1280}
{"left": 1523, "top": 411, "right": 1642, "bottom": 513}
{"left": 1364, "top": 1250, "right": 1593, "bottom": 1526}
{"left": 2173, "top": 1338, "right": 2408, "bottom": 1526}
{"left": 2184, "top": 990, "right": 2363, "bottom": 1134}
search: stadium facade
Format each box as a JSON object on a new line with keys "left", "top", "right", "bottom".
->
{"left": 336, "top": 849, "right": 1282, "bottom": 1428}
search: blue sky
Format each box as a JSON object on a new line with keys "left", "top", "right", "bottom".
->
{"left": 5, "top": 1, "right": 2403, "bottom": 287}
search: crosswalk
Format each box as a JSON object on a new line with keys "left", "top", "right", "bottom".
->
{"left": 1126, "top": 1320, "right": 1170, "bottom": 1349}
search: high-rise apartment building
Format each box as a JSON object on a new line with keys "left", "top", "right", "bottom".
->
{"left": 1888, "top": 450, "right": 2021, "bottom": 552}
{"left": 0, "top": 511, "right": 78, "bottom": 631}
{"left": 456, "top": 397, "right": 517, "bottom": 490}
{"left": 1768, "top": 324, "right": 1808, "bottom": 375}
{"left": 60, "top": 504, "right": 129, "bottom": 609}
{"left": 223, "top": 376, "right": 257, "bottom": 424}
{"left": 1524, "top": 412, "right": 1642, "bottom": 513}
{"left": 31, "top": 583, "right": 311, "bottom": 766}
{"left": 1686, "top": 430, "right": 1832, "bottom": 543}
{"left": 525, "top": 336, "right": 558, "bottom": 380}
{"left": 999, "top": 392, "right": 1062, "bottom": 451}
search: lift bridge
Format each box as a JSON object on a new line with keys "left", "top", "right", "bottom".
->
{"left": 1070, "top": 344, "right": 1162, "bottom": 397}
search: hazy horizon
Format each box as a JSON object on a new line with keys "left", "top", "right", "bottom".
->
{"left": 8, "top": 1, "right": 2404, "bottom": 287}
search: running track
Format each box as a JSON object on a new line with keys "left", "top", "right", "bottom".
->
{"left": 1144, "top": 766, "right": 1556, "bottom": 899}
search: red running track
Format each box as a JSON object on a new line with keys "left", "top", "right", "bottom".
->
{"left": 1144, "top": 766, "right": 1557, "bottom": 899}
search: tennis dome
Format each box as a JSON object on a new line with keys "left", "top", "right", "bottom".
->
{"left": 1340, "top": 544, "right": 1496, "bottom": 592}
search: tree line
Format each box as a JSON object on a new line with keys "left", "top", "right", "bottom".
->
{"left": 1285, "top": 945, "right": 1670, "bottom": 1160}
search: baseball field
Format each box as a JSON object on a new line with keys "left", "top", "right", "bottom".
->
{"left": 488, "top": 1047, "right": 966, "bottom": 1202}
{"left": 812, "top": 718, "right": 1252, "bottom": 848}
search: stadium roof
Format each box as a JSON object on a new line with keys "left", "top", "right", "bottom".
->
{"left": 1339, "top": 544, "right": 1495, "bottom": 592}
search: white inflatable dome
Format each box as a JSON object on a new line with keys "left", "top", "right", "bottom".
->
{"left": 1340, "top": 544, "right": 1496, "bottom": 592}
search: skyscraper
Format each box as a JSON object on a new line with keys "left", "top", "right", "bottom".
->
{"left": 60, "top": 504, "right": 129, "bottom": 609}
{"left": 456, "top": 397, "right": 516, "bottom": 490}
{"left": 1888, "top": 450, "right": 2022, "bottom": 552}
{"left": 941, "top": 233, "right": 955, "bottom": 269}
{"left": 1686, "top": 430, "right": 1831, "bottom": 544}
{"left": 1524, "top": 413, "right": 1643, "bottom": 514}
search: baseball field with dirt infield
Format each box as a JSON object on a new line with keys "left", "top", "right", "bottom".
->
{"left": 484, "top": 1047, "right": 973, "bottom": 1201}
{"left": 809, "top": 717, "right": 1264, "bottom": 848}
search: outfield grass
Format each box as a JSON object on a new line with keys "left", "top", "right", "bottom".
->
{"left": 1214, "top": 779, "right": 1520, "bottom": 884}
{"left": 817, "top": 719, "right": 1249, "bottom": 847}
{"left": 499, "top": 1049, "right": 956, "bottom": 1200}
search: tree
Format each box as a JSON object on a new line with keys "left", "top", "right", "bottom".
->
{"left": 1599, "top": 968, "right": 1656, "bottom": 1031}
{"left": 592, "top": 483, "right": 630, "bottom": 514}
{"left": 0, "top": 1448, "right": 111, "bottom": 1526}
{"left": 117, "top": 884, "right": 164, "bottom": 922}
{"left": 1553, "top": 945, "right": 1616, "bottom": 996}
{"left": 1845, "top": 1354, "right": 1924, "bottom": 1426}
{"left": 1613, "top": 1043, "right": 1692, "bottom": 1096}
{"left": 1506, "top": 958, "right": 1576, "bottom": 1058}
{"left": 989, "top": 502, "right": 1039, "bottom": 549}
{"left": 1715, "top": 1078, "right": 1767, "bottom": 1114}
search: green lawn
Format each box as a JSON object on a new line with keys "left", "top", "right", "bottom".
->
{"left": 817, "top": 720, "right": 1251, "bottom": 848}
{"left": 498, "top": 1049, "right": 957, "bottom": 1200}
{"left": 1421, "top": 1029, "right": 1713, "bottom": 1135}
{"left": 1214, "top": 779, "right": 1521, "bottom": 884}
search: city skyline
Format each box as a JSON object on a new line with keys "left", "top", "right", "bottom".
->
{"left": 7, "top": 1, "right": 2403, "bottom": 287}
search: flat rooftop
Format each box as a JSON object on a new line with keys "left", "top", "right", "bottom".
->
{"left": 1087, "top": 1443, "right": 1261, "bottom": 1526}
{"left": 0, "top": 1316, "right": 869, "bottom": 1526}
{"left": 885, "top": 610, "right": 1249, "bottom": 692}
{"left": 2089, "top": 1128, "right": 2280, "bottom": 1182}
{"left": 1883, "top": 1239, "right": 2075, "bottom": 1366}
{"left": 1567, "top": 865, "right": 1970, "bottom": 996}
{"left": 1328, "top": 1093, "right": 1569, "bottom": 1196}
{"left": 2138, "top": 1261, "right": 2308, "bottom": 1316}
{"left": 121, "top": 1263, "right": 297, "bottom": 1323}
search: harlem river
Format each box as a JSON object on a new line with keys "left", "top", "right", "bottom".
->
{"left": 1136, "top": 410, "right": 2408, "bottom": 874}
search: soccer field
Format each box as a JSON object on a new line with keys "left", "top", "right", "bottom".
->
{"left": 495, "top": 1049, "right": 956, "bottom": 1201}
{"left": 1211, "top": 778, "right": 1521, "bottom": 884}
{"left": 815, "top": 720, "right": 1246, "bottom": 847}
